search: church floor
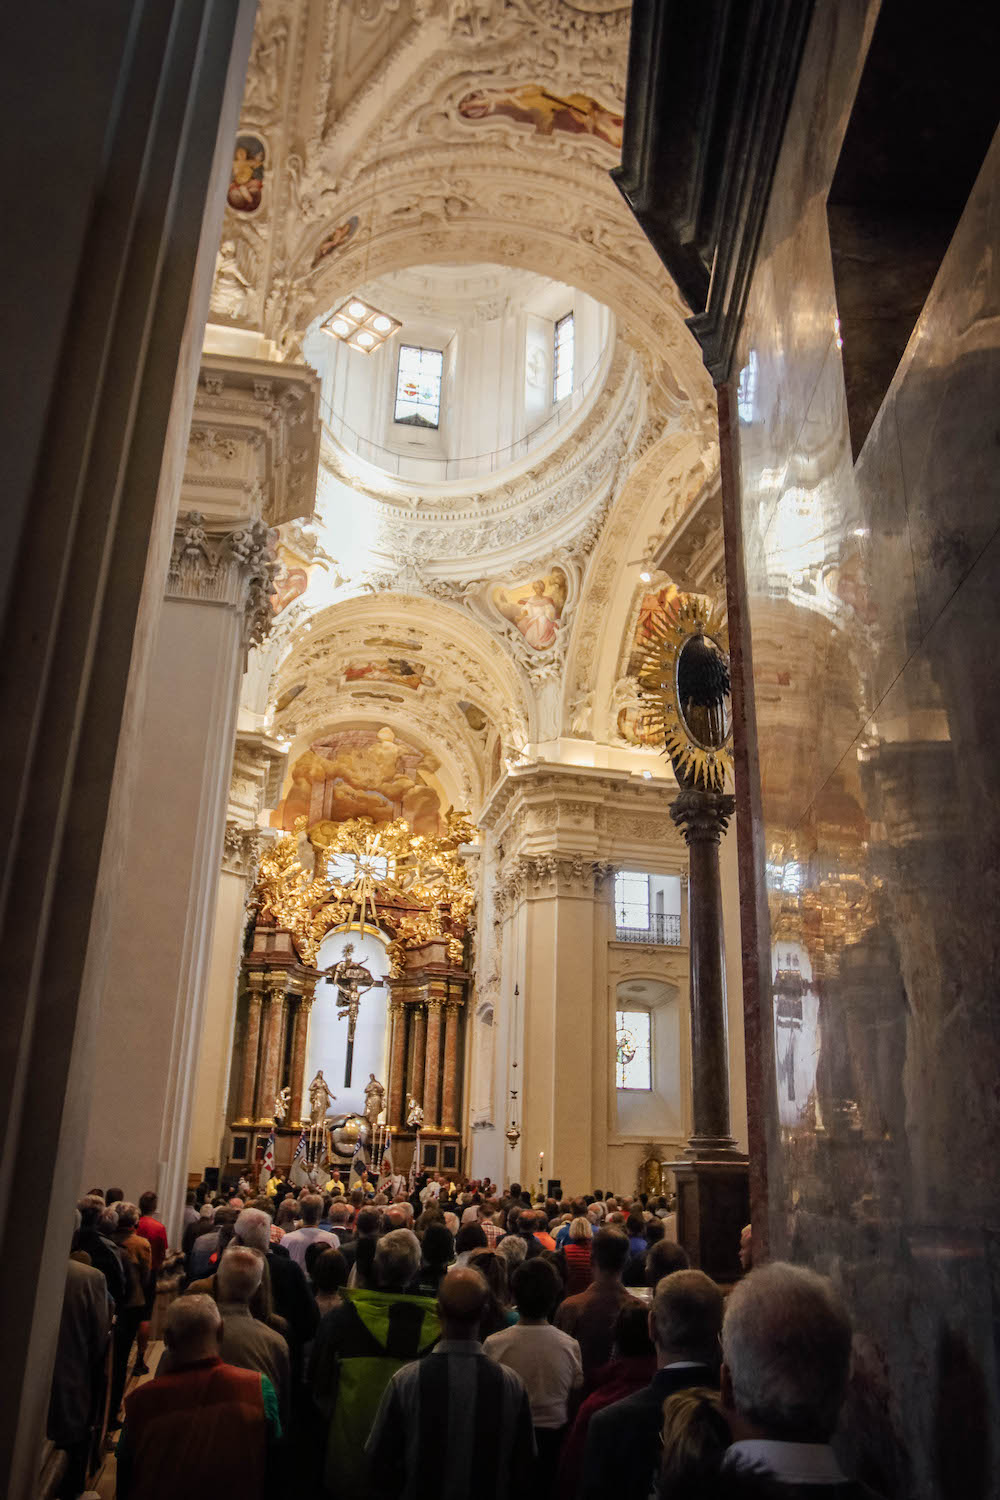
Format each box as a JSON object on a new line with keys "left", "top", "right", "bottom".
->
{"left": 90, "top": 1341, "right": 165, "bottom": 1500}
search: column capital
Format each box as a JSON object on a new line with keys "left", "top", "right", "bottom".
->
{"left": 670, "top": 789, "right": 736, "bottom": 846}
{"left": 221, "top": 820, "right": 268, "bottom": 880}
{"left": 167, "top": 511, "right": 278, "bottom": 653}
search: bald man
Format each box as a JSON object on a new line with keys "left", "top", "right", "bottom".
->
{"left": 367, "top": 1267, "right": 535, "bottom": 1498}
{"left": 116, "top": 1295, "right": 281, "bottom": 1500}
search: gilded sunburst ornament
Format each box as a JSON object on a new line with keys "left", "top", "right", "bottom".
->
{"left": 637, "top": 594, "right": 734, "bottom": 791}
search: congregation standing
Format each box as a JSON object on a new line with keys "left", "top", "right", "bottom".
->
{"left": 50, "top": 1172, "right": 876, "bottom": 1500}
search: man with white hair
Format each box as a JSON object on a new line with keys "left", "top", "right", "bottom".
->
{"left": 310, "top": 1228, "right": 440, "bottom": 1492}
{"left": 233, "top": 1207, "right": 317, "bottom": 1371}
{"left": 721, "top": 1262, "right": 864, "bottom": 1494}
{"left": 116, "top": 1294, "right": 281, "bottom": 1500}
{"left": 214, "top": 1246, "right": 290, "bottom": 1421}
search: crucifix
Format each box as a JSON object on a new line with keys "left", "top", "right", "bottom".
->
{"left": 322, "top": 943, "right": 384, "bottom": 1087}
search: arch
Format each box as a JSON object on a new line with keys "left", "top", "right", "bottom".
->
{"left": 270, "top": 590, "right": 534, "bottom": 816}
{"left": 269, "top": 146, "right": 715, "bottom": 446}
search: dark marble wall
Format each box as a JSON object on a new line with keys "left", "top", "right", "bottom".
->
{"left": 734, "top": 3, "right": 1000, "bottom": 1494}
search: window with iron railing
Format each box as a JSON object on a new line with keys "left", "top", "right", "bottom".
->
{"left": 614, "top": 870, "right": 683, "bottom": 945}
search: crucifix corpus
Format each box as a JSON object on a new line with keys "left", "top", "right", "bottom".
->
{"left": 322, "top": 942, "right": 384, "bottom": 1087}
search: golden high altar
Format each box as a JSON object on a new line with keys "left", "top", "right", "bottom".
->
{"left": 226, "top": 810, "right": 476, "bottom": 1181}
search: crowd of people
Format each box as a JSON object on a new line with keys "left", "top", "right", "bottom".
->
{"left": 50, "top": 1174, "right": 872, "bottom": 1500}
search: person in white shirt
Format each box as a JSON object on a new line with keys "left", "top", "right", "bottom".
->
{"left": 484, "top": 1256, "right": 582, "bottom": 1484}
{"left": 279, "top": 1192, "right": 339, "bottom": 1271}
{"left": 721, "top": 1261, "right": 867, "bottom": 1495}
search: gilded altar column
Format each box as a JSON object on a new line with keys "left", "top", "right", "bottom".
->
{"left": 441, "top": 1000, "right": 462, "bottom": 1133}
{"left": 423, "top": 999, "right": 444, "bottom": 1128}
{"left": 288, "top": 978, "right": 316, "bottom": 1127}
{"left": 388, "top": 1000, "right": 407, "bottom": 1128}
{"left": 257, "top": 983, "right": 287, "bottom": 1119}
{"left": 408, "top": 1004, "right": 427, "bottom": 1108}
{"left": 238, "top": 978, "right": 265, "bottom": 1122}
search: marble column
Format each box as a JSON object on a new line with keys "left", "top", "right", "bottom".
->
{"left": 423, "top": 1000, "right": 444, "bottom": 1128}
{"left": 237, "top": 981, "right": 265, "bottom": 1123}
{"left": 408, "top": 1004, "right": 427, "bottom": 1108}
{"left": 289, "top": 980, "right": 315, "bottom": 1127}
{"left": 188, "top": 824, "right": 266, "bottom": 1170}
{"left": 0, "top": 9, "right": 256, "bottom": 1493}
{"left": 258, "top": 984, "right": 288, "bottom": 1120}
{"left": 82, "top": 513, "right": 278, "bottom": 1234}
{"left": 670, "top": 789, "right": 740, "bottom": 1155}
{"left": 441, "top": 1001, "right": 462, "bottom": 1132}
{"left": 388, "top": 1000, "right": 407, "bottom": 1128}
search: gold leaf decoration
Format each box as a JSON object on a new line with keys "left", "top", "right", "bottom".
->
{"left": 637, "top": 593, "right": 734, "bottom": 791}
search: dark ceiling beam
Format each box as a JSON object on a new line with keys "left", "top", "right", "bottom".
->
{"left": 612, "top": 0, "right": 815, "bottom": 384}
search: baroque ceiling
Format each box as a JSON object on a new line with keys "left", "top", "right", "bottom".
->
{"left": 215, "top": 0, "right": 725, "bottom": 814}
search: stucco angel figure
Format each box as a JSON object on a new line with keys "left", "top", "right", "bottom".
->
{"left": 406, "top": 1094, "right": 425, "bottom": 1130}
{"left": 308, "top": 1070, "right": 335, "bottom": 1126}
{"left": 364, "top": 1073, "right": 386, "bottom": 1125}
{"left": 273, "top": 1085, "right": 291, "bottom": 1124}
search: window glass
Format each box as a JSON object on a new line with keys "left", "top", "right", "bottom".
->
{"left": 616, "top": 1010, "right": 652, "bottom": 1090}
{"left": 328, "top": 853, "right": 389, "bottom": 884}
{"left": 394, "top": 345, "right": 444, "bottom": 428}
{"left": 615, "top": 870, "right": 650, "bottom": 929}
{"left": 553, "top": 312, "right": 575, "bottom": 402}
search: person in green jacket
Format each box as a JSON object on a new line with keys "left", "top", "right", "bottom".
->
{"left": 309, "top": 1228, "right": 439, "bottom": 1490}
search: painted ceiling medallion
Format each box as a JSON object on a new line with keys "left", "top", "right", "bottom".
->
{"left": 638, "top": 594, "right": 733, "bottom": 791}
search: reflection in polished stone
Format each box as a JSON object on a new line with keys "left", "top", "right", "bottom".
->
{"left": 735, "top": 5, "right": 1000, "bottom": 1494}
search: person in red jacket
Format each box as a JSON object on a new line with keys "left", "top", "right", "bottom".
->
{"left": 136, "top": 1191, "right": 168, "bottom": 1272}
{"left": 116, "top": 1294, "right": 281, "bottom": 1500}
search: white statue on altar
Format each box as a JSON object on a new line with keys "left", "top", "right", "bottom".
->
{"left": 364, "top": 1073, "right": 385, "bottom": 1125}
{"left": 308, "top": 1069, "right": 335, "bottom": 1125}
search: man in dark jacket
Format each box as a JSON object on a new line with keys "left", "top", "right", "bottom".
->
{"left": 580, "top": 1269, "right": 722, "bottom": 1500}
{"left": 74, "top": 1196, "right": 128, "bottom": 1310}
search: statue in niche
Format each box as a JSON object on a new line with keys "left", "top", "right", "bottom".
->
{"left": 308, "top": 1070, "right": 335, "bottom": 1125}
{"left": 364, "top": 1073, "right": 386, "bottom": 1125}
{"left": 273, "top": 1085, "right": 291, "bottom": 1124}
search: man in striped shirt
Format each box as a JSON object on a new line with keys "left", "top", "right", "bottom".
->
{"left": 366, "top": 1266, "right": 535, "bottom": 1498}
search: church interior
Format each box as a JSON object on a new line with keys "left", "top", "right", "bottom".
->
{"left": 2, "top": 2, "right": 998, "bottom": 1497}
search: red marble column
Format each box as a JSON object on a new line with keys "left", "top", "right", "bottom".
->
{"left": 238, "top": 985, "right": 263, "bottom": 1122}
{"left": 441, "top": 1001, "right": 461, "bottom": 1132}
{"left": 423, "top": 999, "right": 443, "bottom": 1128}
{"left": 258, "top": 984, "right": 287, "bottom": 1121}
{"left": 408, "top": 1004, "right": 426, "bottom": 1110}
{"left": 388, "top": 999, "right": 407, "bottom": 1128}
{"left": 288, "top": 980, "right": 315, "bottom": 1127}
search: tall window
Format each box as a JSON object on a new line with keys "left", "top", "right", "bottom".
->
{"left": 615, "top": 870, "right": 650, "bottom": 930}
{"left": 553, "top": 311, "right": 574, "bottom": 402}
{"left": 616, "top": 1010, "right": 652, "bottom": 1090}
{"left": 394, "top": 345, "right": 444, "bottom": 428}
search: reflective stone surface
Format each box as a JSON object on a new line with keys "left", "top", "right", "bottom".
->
{"left": 735, "top": 4, "right": 1000, "bottom": 1494}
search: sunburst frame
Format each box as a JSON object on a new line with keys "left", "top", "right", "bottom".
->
{"left": 637, "top": 594, "right": 734, "bottom": 791}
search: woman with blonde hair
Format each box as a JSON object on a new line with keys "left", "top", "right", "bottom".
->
{"left": 657, "top": 1386, "right": 731, "bottom": 1497}
{"left": 563, "top": 1216, "right": 594, "bottom": 1295}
